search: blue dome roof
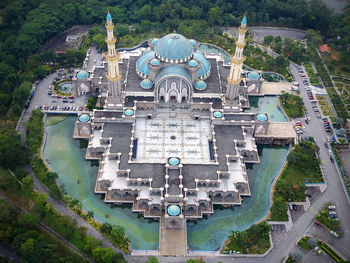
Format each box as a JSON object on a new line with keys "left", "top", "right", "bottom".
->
{"left": 242, "top": 16, "right": 247, "bottom": 25}
{"left": 169, "top": 157, "right": 180, "bottom": 166}
{"left": 136, "top": 51, "right": 155, "bottom": 76}
{"left": 140, "top": 79, "right": 154, "bottom": 89}
{"left": 248, "top": 71, "right": 260, "bottom": 80}
{"left": 155, "top": 33, "right": 194, "bottom": 60}
{"left": 193, "top": 52, "right": 211, "bottom": 78}
{"left": 189, "top": 39, "right": 196, "bottom": 46}
{"left": 124, "top": 109, "right": 134, "bottom": 116}
{"left": 77, "top": 70, "right": 89, "bottom": 79}
{"left": 213, "top": 111, "right": 223, "bottom": 118}
{"left": 194, "top": 80, "right": 207, "bottom": 91}
{"left": 106, "top": 13, "right": 112, "bottom": 21}
{"left": 257, "top": 113, "right": 268, "bottom": 122}
{"left": 167, "top": 205, "right": 180, "bottom": 216}
{"left": 150, "top": 58, "right": 160, "bottom": 66}
{"left": 79, "top": 114, "right": 90, "bottom": 122}
{"left": 155, "top": 65, "right": 192, "bottom": 85}
{"left": 151, "top": 38, "right": 159, "bottom": 45}
{"left": 188, "top": 60, "right": 198, "bottom": 67}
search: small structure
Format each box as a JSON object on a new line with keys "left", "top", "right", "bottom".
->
{"left": 65, "top": 34, "right": 84, "bottom": 49}
{"left": 319, "top": 44, "right": 330, "bottom": 53}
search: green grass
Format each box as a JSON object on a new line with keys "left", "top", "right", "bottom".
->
{"left": 297, "top": 236, "right": 312, "bottom": 251}
{"left": 279, "top": 93, "right": 305, "bottom": 118}
{"left": 224, "top": 222, "right": 270, "bottom": 254}
{"left": 315, "top": 207, "right": 340, "bottom": 231}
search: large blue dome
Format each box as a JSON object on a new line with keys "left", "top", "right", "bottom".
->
{"left": 136, "top": 51, "right": 155, "bottom": 77}
{"left": 193, "top": 52, "right": 211, "bottom": 79}
{"left": 155, "top": 33, "right": 194, "bottom": 61}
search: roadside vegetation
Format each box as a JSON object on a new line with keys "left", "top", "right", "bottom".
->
{"left": 224, "top": 222, "right": 270, "bottom": 254}
{"left": 331, "top": 143, "right": 350, "bottom": 195}
{"left": 297, "top": 236, "right": 345, "bottom": 263}
{"left": 315, "top": 206, "right": 340, "bottom": 232}
{"left": 270, "top": 141, "right": 322, "bottom": 221}
{"left": 279, "top": 91, "right": 305, "bottom": 118}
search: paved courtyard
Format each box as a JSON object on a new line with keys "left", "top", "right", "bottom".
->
{"left": 134, "top": 115, "right": 212, "bottom": 164}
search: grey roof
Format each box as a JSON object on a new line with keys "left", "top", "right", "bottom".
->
{"left": 224, "top": 113, "right": 255, "bottom": 122}
{"left": 94, "top": 110, "right": 123, "bottom": 119}
{"left": 193, "top": 58, "right": 221, "bottom": 94}
{"left": 125, "top": 56, "right": 152, "bottom": 92}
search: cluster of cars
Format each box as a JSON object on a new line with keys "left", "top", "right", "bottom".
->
{"left": 25, "top": 86, "right": 36, "bottom": 109}
{"left": 323, "top": 117, "right": 332, "bottom": 133}
{"left": 306, "top": 87, "right": 317, "bottom": 104}
{"left": 289, "top": 204, "right": 298, "bottom": 211}
{"left": 295, "top": 121, "right": 305, "bottom": 135}
{"left": 312, "top": 105, "right": 322, "bottom": 118}
{"left": 36, "top": 105, "right": 83, "bottom": 111}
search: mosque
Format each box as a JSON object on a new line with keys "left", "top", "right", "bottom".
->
{"left": 73, "top": 12, "right": 296, "bottom": 255}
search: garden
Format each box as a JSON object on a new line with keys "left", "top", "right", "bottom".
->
{"left": 316, "top": 95, "right": 335, "bottom": 119}
{"left": 279, "top": 92, "right": 305, "bottom": 118}
{"left": 270, "top": 141, "right": 323, "bottom": 221}
{"left": 303, "top": 62, "right": 322, "bottom": 86}
{"left": 315, "top": 206, "right": 340, "bottom": 232}
{"left": 223, "top": 222, "right": 270, "bottom": 254}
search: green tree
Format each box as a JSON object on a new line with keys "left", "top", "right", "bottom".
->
{"left": 145, "top": 256, "right": 159, "bottom": 263}
{"left": 263, "top": 35, "right": 274, "bottom": 45}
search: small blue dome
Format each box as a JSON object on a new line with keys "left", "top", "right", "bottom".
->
{"left": 169, "top": 157, "right": 180, "bottom": 166}
{"left": 188, "top": 60, "right": 198, "bottom": 67}
{"left": 79, "top": 114, "right": 90, "bottom": 122}
{"left": 136, "top": 51, "right": 155, "bottom": 76}
{"left": 77, "top": 70, "right": 89, "bottom": 79}
{"left": 150, "top": 58, "right": 160, "bottom": 66}
{"left": 242, "top": 16, "right": 247, "bottom": 25}
{"left": 257, "top": 113, "right": 268, "bottom": 122}
{"left": 194, "top": 80, "right": 207, "bottom": 91}
{"left": 140, "top": 79, "right": 154, "bottom": 89}
{"left": 124, "top": 109, "right": 134, "bottom": 116}
{"left": 189, "top": 39, "right": 196, "bottom": 46}
{"left": 193, "top": 52, "right": 211, "bottom": 78}
{"left": 155, "top": 33, "right": 194, "bottom": 60}
{"left": 106, "top": 13, "right": 112, "bottom": 21}
{"left": 151, "top": 38, "right": 159, "bottom": 45}
{"left": 213, "top": 111, "right": 223, "bottom": 118}
{"left": 248, "top": 71, "right": 260, "bottom": 80}
{"left": 167, "top": 205, "right": 180, "bottom": 216}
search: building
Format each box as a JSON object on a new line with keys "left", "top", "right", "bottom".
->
{"left": 73, "top": 12, "right": 296, "bottom": 254}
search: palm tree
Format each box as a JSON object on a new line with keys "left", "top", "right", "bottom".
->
{"left": 87, "top": 210, "right": 94, "bottom": 219}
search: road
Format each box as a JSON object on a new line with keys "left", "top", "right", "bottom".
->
{"left": 132, "top": 64, "right": 350, "bottom": 263}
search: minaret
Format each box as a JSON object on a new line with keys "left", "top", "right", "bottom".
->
{"left": 225, "top": 15, "right": 248, "bottom": 100}
{"left": 105, "top": 11, "right": 122, "bottom": 98}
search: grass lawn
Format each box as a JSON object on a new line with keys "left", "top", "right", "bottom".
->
{"left": 224, "top": 222, "right": 270, "bottom": 254}
{"left": 279, "top": 93, "right": 305, "bottom": 118}
{"left": 315, "top": 207, "right": 340, "bottom": 231}
{"left": 297, "top": 236, "right": 312, "bottom": 251}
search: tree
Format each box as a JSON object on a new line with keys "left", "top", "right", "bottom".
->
{"left": 18, "top": 213, "right": 38, "bottom": 228}
{"left": 87, "top": 210, "right": 94, "bottom": 219}
{"left": 145, "top": 256, "right": 158, "bottom": 263}
{"left": 308, "top": 237, "right": 318, "bottom": 248}
{"left": 100, "top": 222, "right": 112, "bottom": 235}
{"left": 21, "top": 176, "right": 33, "bottom": 192}
{"left": 264, "top": 35, "right": 274, "bottom": 45}
{"left": 290, "top": 251, "right": 302, "bottom": 262}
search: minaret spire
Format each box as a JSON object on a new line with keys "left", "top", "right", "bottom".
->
{"left": 225, "top": 14, "right": 248, "bottom": 100}
{"left": 105, "top": 11, "right": 122, "bottom": 99}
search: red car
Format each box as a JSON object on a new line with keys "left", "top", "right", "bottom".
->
{"left": 314, "top": 220, "right": 322, "bottom": 226}
{"left": 324, "top": 143, "right": 329, "bottom": 148}
{"left": 57, "top": 95, "right": 61, "bottom": 98}
{"left": 79, "top": 106, "right": 83, "bottom": 111}
{"left": 69, "top": 96, "right": 75, "bottom": 99}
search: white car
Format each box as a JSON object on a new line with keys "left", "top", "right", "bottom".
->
{"left": 329, "top": 211, "right": 336, "bottom": 215}
{"left": 330, "top": 231, "right": 339, "bottom": 237}
{"left": 328, "top": 205, "right": 336, "bottom": 210}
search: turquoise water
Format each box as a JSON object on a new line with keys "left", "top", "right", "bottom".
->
{"left": 248, "top": 96, "right": 288, "bottom": 122}
{"left": 59, "top": 82, "right": 74, "bottom": 93}
{"left": 187, "top": 145, "right": 289, "bottom": 250}
{"left": 44, "top": 94, "right": 289, "bottom": 250}
{"left": 44, "top": 117, "right": 159, "bottom": 250}
{"left": 198, "top": 44, "right": 231, "bottom": 63}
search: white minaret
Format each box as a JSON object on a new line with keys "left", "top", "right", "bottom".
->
{"left": 105, "top": 11, "right": 122, "bottom": 97}
{"left": 226, "top": 15, "right": 247, "bottom": 100}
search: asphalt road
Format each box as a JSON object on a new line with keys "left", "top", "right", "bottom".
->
{"left": 251, "top": 27, "right": 306, "bottom": 43}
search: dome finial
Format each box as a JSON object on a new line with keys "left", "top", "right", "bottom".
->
{"left": 173, "top": 29, "right": 177, "bottom": 37}
{"left": 241, "top": 12, "right": 247, "bottom": 25}
{"left": 106, "top": 10, "right": 112, "bottom": 21}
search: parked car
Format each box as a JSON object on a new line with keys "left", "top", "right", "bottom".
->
{"left": 330, "top": 231, "right": 339, "bottom": 238}
{"left": 330, "top": 156, "right": 334, "bottom": 163}
{"left": 324, "top": 143, "right": 329, "bottom": 148}
{"left": 79, "top": 106, "right": 83, "bottom": 111}
{"left": 330, "top": 214, "right": 337, "bottom": 219}
{"left": 328, "top": 205, "right": 336, "bottom": 210}
{"left": 329, "top": 211, "right": 336, "bottom": 215}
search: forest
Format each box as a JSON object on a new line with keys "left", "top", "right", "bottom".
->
{"left": 0, "top": 0, "right": 346, "bottom": 122}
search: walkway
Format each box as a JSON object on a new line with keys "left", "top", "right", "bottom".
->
{"left": 159, "top": 217, "right": 187, "bottom": 256}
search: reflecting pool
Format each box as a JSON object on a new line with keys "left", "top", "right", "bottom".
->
{"left": 44, "top": 94, "right": 289, "bottom": 250}
{"left": 44, "top": 116, "right": 159, "bottom": 250}
{"left": 247, "top": 96, "right": 288, "bottom": 122}
{"left": 59, "top": 82, "right": 75, "bottom": 93}
{"left": 198, "top": 44, "right": 231, "bottom": 64}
